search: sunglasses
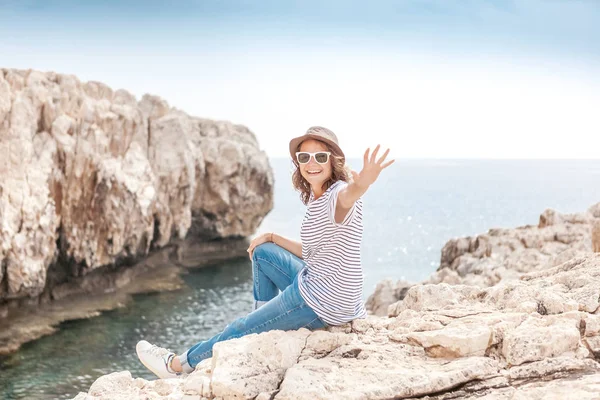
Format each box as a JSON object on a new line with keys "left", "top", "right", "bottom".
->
{"left": 296, "top": 151, "right": 331, "bottom": 164}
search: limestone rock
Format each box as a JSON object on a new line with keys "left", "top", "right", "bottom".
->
{"left": 276, "top": 351, "right": 499, "bottom": 400}
{"left": 75, "top": 254, "right": 600, "bottom": 399}
{"left": 501, "top": 313, "right": 586, "bottom": 366}
{"left": 0, "top": 68, "right": 273, "bottom": 310}
{"left": 365, "top": 277, "right": 413, "bottom": 316}
{"left": 367, "top": 202, "right": 600, "bottom": 317}
{"left": 435, "top": 204, "right": 599, "bottom": 287}
{"left": 593, "top": 219, "right": 600, "bottom": 253}
{"left": 210, "top": 329, "right": 310, "bottom": 399}
{"left": 72, "top": 370, "right": 185, "bottom": 400}
{"left": 460, "top": 372, "right": 600, "bottom": 400}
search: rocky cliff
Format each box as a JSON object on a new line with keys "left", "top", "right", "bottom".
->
{"left": 72, "top": 202, "right": 600, "bottom": 399}
{"left": 72, "top": 254, "right": 600, "bottom": 399}
{"left": 367, "top": 202, "right": 600, "bottom": 316}
{"left": 0, "top": 69, "right": 273, "bottom": 328}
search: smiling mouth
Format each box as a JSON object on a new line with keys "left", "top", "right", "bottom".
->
{"left": 307, "top": 170, "right": 322, "bottom": 175}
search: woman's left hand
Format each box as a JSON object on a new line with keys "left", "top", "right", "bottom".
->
{"left": 247, "top": 232, "right": 272, "bottom": 260}
{"left": 351, "top": 145, "right": 395, "bottom": 187}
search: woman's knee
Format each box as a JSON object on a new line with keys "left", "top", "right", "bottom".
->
{"left": 252, "top": 242, "right": 277, "bottom": 262}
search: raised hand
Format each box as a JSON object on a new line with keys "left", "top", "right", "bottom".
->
{"left": 350, "top": 145, "right": 395, "bottom": 188}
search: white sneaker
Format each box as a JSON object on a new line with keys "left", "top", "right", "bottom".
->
{"left": 136, "top": 340, "right": 179, "bottom": 379}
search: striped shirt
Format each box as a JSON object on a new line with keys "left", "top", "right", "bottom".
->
{"left": 297, "top": 180, "right": 367, "bottom": 326}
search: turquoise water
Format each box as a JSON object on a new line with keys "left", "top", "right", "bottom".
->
{"left": 0, "top": 260, "right": 254, "bottom": 399}
{"left": 2, "top": 159, "right": 600, "bottom": 399}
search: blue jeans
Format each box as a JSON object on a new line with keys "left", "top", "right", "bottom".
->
{"left": 178, "top": 242, "right": 327, "bottom": 371}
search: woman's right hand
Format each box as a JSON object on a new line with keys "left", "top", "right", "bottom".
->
{"left": 247, "top": 232, "right": 273, "bottom": 259}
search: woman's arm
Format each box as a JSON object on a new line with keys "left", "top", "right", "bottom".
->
{"left": 271, "top": 233, "right": 303, "bottom": 259}
{"left": 336, "top": 145, "right": 395, "bottom": 223}
{"left": 335, "top": 180, "right": 369, "bottom": 224}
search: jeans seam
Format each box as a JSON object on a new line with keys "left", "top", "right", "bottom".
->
{"left": 253, "top": 259, "right": 260, "bottom": 301}
{"left": 256, "top": 256, "right": 292, "bottom": 281}
{"left": 254, "top": 256, "right": 291, "bottom": 301}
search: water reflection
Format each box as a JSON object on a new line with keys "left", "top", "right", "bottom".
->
{"left": 0, "top": 257, "right": 253, "bottom": 400}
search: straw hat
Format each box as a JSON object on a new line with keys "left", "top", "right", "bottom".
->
{"left": 289, "top": 126, "right": 345, "bottom": 163}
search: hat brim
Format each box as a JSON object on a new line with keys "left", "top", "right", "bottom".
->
{"left": 289, "top": 134, "right": 345, "bottom": 163}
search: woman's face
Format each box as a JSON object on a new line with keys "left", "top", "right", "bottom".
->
{"left": 298, "top": 139, "right": 333, "bottom": 187}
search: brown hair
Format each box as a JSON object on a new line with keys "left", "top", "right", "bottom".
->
{"left": 291, "top": 140, "right": 353, "bottom": 205}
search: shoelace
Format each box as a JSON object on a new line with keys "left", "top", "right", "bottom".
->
{"left": 146, "top": 344, "right": 172, "bottom": 358}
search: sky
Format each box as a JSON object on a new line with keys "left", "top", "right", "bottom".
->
{"left": 0, "top": 0, "right": 599, "bottom": 159}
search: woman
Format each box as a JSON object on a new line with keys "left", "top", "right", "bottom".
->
{"left": 136, "top": 126, "right": 394, "bottom": 378}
